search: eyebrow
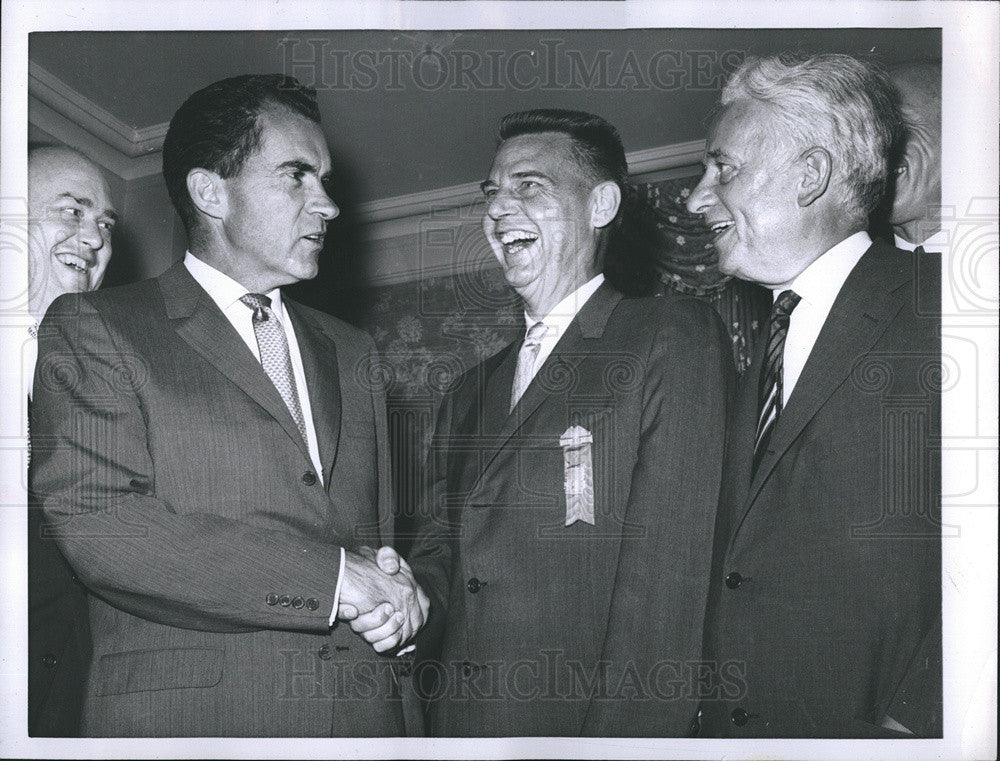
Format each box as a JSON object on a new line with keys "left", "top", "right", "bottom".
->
{"left": 278, "top": 159, "right": 333, "bottom": 184}
{"left": 54, "top": 192, "right": 118, "bottom": 220}
{"left": 705, "top": 148, "right": 735, "bottom": 163}
{"left": 480, "top": 170, "right": 552, "bottom": 192}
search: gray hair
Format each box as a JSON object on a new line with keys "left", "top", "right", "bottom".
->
{"left": 721, "top": 52, "right": 901, "bottom": 224}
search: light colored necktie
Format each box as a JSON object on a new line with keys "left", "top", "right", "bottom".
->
{"left": 510, "top": 321, "right": 547, "bottom": 412}
{"left": 239, "top": 293, "right": 309, "bottom": 444}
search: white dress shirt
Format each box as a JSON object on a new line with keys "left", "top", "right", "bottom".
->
{"left": 184, "top": 252, "right": 323, "bottom": 479}
{"left": 184, "top": 253, "right": 344, "bottom": 624}
{"left": 894, "top": 228, "right": 948, "bottom": 253}
{"left": 780, "top": 231, "right": 871, "bottom": 405}
{"left": 520, "top": 274, "right": 605, "bottom": 386}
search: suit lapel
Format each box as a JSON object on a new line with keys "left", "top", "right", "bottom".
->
{"left": 742, "top": 243, "right": 912, "bottom": 511}
{"left": 159, "top": 263, "right": 313, "bottom": 465}
{"left": 285, "top": 299, "right": 342, "bottom": 487}
{"left": 471, "top": 283, "right": 623, "bottom": 494}
{"left": 481, "top": 340, "right": 519, "bottom": 439}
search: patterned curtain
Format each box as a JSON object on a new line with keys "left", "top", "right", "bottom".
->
{"left": 638, "top": 174, "right": 771, "bottom": 375}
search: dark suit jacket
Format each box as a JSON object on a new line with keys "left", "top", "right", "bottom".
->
{"left": 700, "top": 242, "right": 942, "bottom": 737}
{"left": 408, "top": 283, "right": 733, "bottom": 736}
{"left": 27, "top": 488, "right": 91, "bottom": 736}
{"left": 30, "top": 262, "right": 405, "bottom": 737}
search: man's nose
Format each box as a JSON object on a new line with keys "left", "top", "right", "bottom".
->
{"left": 309, "top": 185, "right": 339, "bottom": 221}
{"left": 486, "top": 188, "right": 518, "bottom": 220}
{"left": 686, "top": 173, "right": 716, "bottom": 216}
{"left": 76, "top": 217, "right": 105, "bottom": 251}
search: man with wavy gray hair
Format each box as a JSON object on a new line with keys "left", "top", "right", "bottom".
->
{"left": 688, "top": 53, "right": 941, "bottom": 737}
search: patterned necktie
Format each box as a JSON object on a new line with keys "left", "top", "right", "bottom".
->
{"left": 752, "top": 289, "right": 801, "bottom": 478}
{"left": 27, "top": 323, "right": 38, "bottom": 464}
{"left": 239, "top": 293, "right": 309, "bottom": 444}
{"left": 510, "top": 322, "right": 548, "bottom": 412}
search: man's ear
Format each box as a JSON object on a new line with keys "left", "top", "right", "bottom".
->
{"left": 589, "top": 181, "right": 622, "bottom": 229}
{"left": 797, "top": 147, "right": 832, "bottom": 207}
{"left": 186, "top": 168, "right": 227, "bottom": 219}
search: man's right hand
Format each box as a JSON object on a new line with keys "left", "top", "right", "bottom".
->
{"left": 336, "top": 546, "right": 428, "bottom": 652}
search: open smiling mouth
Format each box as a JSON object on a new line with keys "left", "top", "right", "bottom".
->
{"left": 709, "top": 220, "right": 735, "bottom": 239}
{"left": 54, "top": 253, "right": 91, "bottom": 273}
{"left": 497, "top": 229, "right": 539, "bottom": 255}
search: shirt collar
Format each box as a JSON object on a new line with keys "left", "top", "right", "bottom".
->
{"left": 784, "top": 231, "right": 871, "bottom": 307}
{"left": 184, "top": 251, "right": 283, "bottom": 313}
{"left": 894, "top": 228, "right": 948, "bottom": 252}
{"left": 523, "top": 274, "right": 604, "bottom": 336}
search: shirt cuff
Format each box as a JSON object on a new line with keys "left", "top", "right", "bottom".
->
{"left": 329, "top": 546, "right": 345, "bottom": 626}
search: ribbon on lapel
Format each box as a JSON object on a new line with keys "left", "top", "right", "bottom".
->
{"left": 468, "top": 283, "right": 623, "bottom": 497}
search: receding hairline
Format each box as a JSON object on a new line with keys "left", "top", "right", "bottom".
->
{"left": 709, "top": 98, "right": 796, "bottom": 158}
{"left": 28, "top": 146, "right": 112, "bottom": 189}
{"left": 28, "top": 146, "right": 115, "bottom": 212}
{"left": 29, "top": 145, "right": 104, "bottom": 173}
{"left": 889, "top": 60, "right": 942, "bottom": 127}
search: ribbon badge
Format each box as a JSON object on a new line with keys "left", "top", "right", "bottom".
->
{"left": 560, "top": 425, "right": 595, "bottom": 526}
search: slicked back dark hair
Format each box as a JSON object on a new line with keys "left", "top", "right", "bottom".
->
{"left": 494, "top": 109, "right": 659, "bottom": 296}
{"left": 162, "top": 74, "right": 321, "bottom": 234}
{"left": 497, "top": 109, "right": 629, "bottom": 194}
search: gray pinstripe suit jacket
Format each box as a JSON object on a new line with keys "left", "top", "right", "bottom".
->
{"left": 31, "top": 262, "right": 405, "bottom": 737}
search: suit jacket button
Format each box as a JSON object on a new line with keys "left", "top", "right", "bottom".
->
{"left": 318, "top": 645, "right": 332, "bottom": 660}
{"left": 461, "top": 661, "right": 477, "bottom": 677}
{"left": 306, "top": 598, "right": 319, "bottom": 610}
{"left": 266, "top": 593, "right": 279, "bottom": 605}
{"left": 731, "top": 708, "right": 749, "bottom": 726}
{"left": 467, "top": 577, "right": 482, "bottom": 593}
{"left": 688, "top": 708, "right": 702, "bottom": 736}
{"left": 279, "top": 595, "right": 291, "bottom": 607}
{"left": 397, "top": 656, "right": 414, "bottom": 677}
{"left": 291, "top": 596, "right": 304, "bottom": 609}
{"left": 725, "top": 572, "right": 744, "bottom": 589}
{"left": 302, "top": 470, "right": 317, "bottom": 486}
{"left": 41, "top": 653, "right": 58, "bottom": 668}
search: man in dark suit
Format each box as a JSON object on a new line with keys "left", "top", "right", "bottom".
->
{"left": 888, "top": 59, "right": 944, "bottom": 254}
{"left": 30, "top": 74, "right": 427, "bottom": 737}
{"left": 27, "top": 146, "right": 117, "bottom": 736}
{"left": 687, "top": 53, "right": 941, "bottom": 737}
{"left": 378, "top": 109, "right": 732, "bottom": 736}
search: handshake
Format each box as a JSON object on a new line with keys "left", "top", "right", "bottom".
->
{"left": 336, "top": 546, "right": 429, "bottom": 653}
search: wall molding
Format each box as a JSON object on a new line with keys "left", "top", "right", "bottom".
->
{"left": 356, "top": 138, "right": 706, "bottom": 236}
{"left": 27, "top": 64, "right": 706, "bottom": 286}
{"left": 29, "top": 63, "right": 166, "bottom": 158}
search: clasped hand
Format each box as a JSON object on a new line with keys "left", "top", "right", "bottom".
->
{"left": 336, "top": 546, "right": 429, "bottom": 653}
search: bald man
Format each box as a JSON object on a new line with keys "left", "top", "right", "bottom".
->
{"left": 27, "top": 146, "right": 117, "bottom": 324}
{"left": 888, "top": 60, "right": 943, "bottom": 252}
{"left": 27, "top": 146, "right": 116, "bottom": 736}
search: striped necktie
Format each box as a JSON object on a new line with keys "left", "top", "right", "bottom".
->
{"left": 752, "top": 289, "right": 801, "bottom": 479}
